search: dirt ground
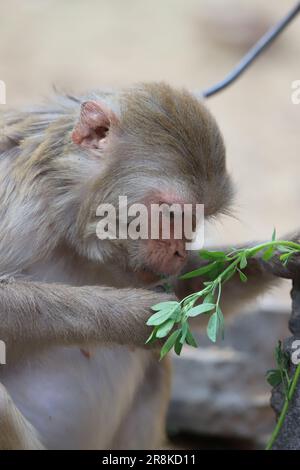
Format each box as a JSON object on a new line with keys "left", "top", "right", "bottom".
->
{"left": 0, "top": 0, "right": 299, "bottom": 306}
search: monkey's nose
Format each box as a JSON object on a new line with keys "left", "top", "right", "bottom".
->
{"left": 172, "top": 242, "right": 186, "bottom": 260}
{"left": 174, "top": 250, "right": 184, "bottom": 259}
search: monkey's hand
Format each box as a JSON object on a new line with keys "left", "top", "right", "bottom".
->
{"left": 112, "top": 289, "right": 175, "bottom": 349}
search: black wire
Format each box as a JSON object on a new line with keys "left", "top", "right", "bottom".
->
{"left": 202, "top": 2, "right": 300, "bottom": 98}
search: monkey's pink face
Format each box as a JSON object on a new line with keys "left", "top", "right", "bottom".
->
{"left": 134, "top": 193, "right": 195, "bottom": 282}
{"left": 139, "top": 237, "right": 187, "bottom": 281}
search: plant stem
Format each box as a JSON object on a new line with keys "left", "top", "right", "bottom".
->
{"left": 248, "top": 240, "right": 300, "bottom": 256}
{"left": 266, "top": 362, "right": 300, "bottom": 450}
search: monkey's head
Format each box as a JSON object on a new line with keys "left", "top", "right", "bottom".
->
{"left": 71, "top": 83, "right": 234, "bottom": 284}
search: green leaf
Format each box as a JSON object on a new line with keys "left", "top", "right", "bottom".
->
{"left": 174, "top": 336, "right": 184, "bottom": 355}
{"left": 174, "top": 307, "right": 183, "bottom": 323}
{"left": 282, "top": 353, "right": 290, "bottom": 371}
{"left": 147, "top": 306, "right": 179, "bottom": 326}
{"left": 187, "top": 303, "right": 215, "bottom": 317}
{"left": 156, "top": 319, "right": 175, "bottom": 338}
{"left": 250, "top": 246, "right": 265, "bottom": 256}
{"left": 207, "top": 312, "right": 219, "bottom": 343}
{"left": 266, "top": 369, "right": 282, "bottom": 387}
{"left": 198, "top": 250, "right": 228, "bottom": 261}
{"left": 185, "top": 327, "right": 198, "bottom": 347}
{"left": 275, "top": 341, "right": 282, "bottom": 363}
{"left": 219, "top": 266, "right": 236, "bottom": 283}
{"left": 151, "top": 301, "right": 179, "bottom": 312}
{"left": 160, "top": 330, "right": 181, "bottom": 360}
{"left": 272, "top": 228, "right": 276, "bottom": 241}
{"left": 239, "top": 270, "right": 248, "bottom": 282}
{"left": 262, "top": 246, "right": 274, "bottom": 261}
{"left": 283, "top": 256, "right": 293, "bottom": 266}
{"left": 217, "top": 306, "right": 225, "bottom": 339}
{"left": 278, "top": 246, "right": 293, "bottom": 254}
{"left": 145, "top": 326, "right": 159, "bottom": 344}
{"left": 179, "top": 322, "right": 188, "bottom": 344}
{"left": 206, "top": 262, "right": 226, "bottom": 281}
{"left": 180, "top": 262, "right": 218, "bottom": 280}
{"left": 203, "top": 293, "right": 215, "bottom": 304}
{"left": 275, "top": 341, "right": 289, "bottom": 370}
{"left": 239, "top": 253, "right": 248, "bottom": 269}
{"left": 279, "top": 252, "right": 294, "bottom": 266}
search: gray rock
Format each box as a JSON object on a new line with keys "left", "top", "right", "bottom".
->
{"left": 270, "top": 279, "right": 300, "bottom": 449}
{"left": 270, "top": 336, "right": 300, "bottom": 450}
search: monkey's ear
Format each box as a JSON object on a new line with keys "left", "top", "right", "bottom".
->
{"left": 71, "top": 101, "right": 118, "bottom": 149}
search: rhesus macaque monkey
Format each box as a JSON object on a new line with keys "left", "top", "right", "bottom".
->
{"left": 0, "top": 82, "right": 298, "bottom": 450}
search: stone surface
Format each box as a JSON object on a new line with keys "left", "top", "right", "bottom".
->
{"left": 167, "top": 307, "right": 289, "bottom": 444}
{"left": 270, "top": 279, "right": 300, "bottom": 449}
{"left": 270, "top": 337, "right": 300, "bottom": 450}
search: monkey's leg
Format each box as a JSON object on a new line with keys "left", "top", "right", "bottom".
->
{"left": 0, "top": 383, "right": 45, "bottom": 450}
{"left": 111, "top": 356, "right": 171, "bottom": 450}
{"left": 0, "top": 279, "right": 170, "bottom": 350}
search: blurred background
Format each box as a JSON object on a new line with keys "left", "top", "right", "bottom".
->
{"left": 0, "top": 0, "right": 299, "bottom": 449}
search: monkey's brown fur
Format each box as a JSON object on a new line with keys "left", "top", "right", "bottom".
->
{"left": 0, "top": 82, "right": 296, "bottom": 450}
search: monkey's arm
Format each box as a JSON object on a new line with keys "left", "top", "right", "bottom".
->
{"left": 0, "top": 279, "right": 169, "bottom": 349}
{"left": 174, "top": 234, "right": 300, "bottom": 316}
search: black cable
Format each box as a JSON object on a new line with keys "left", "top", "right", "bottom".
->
{"left": 202, "top": 2, "right": 300, "bottom": 98}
